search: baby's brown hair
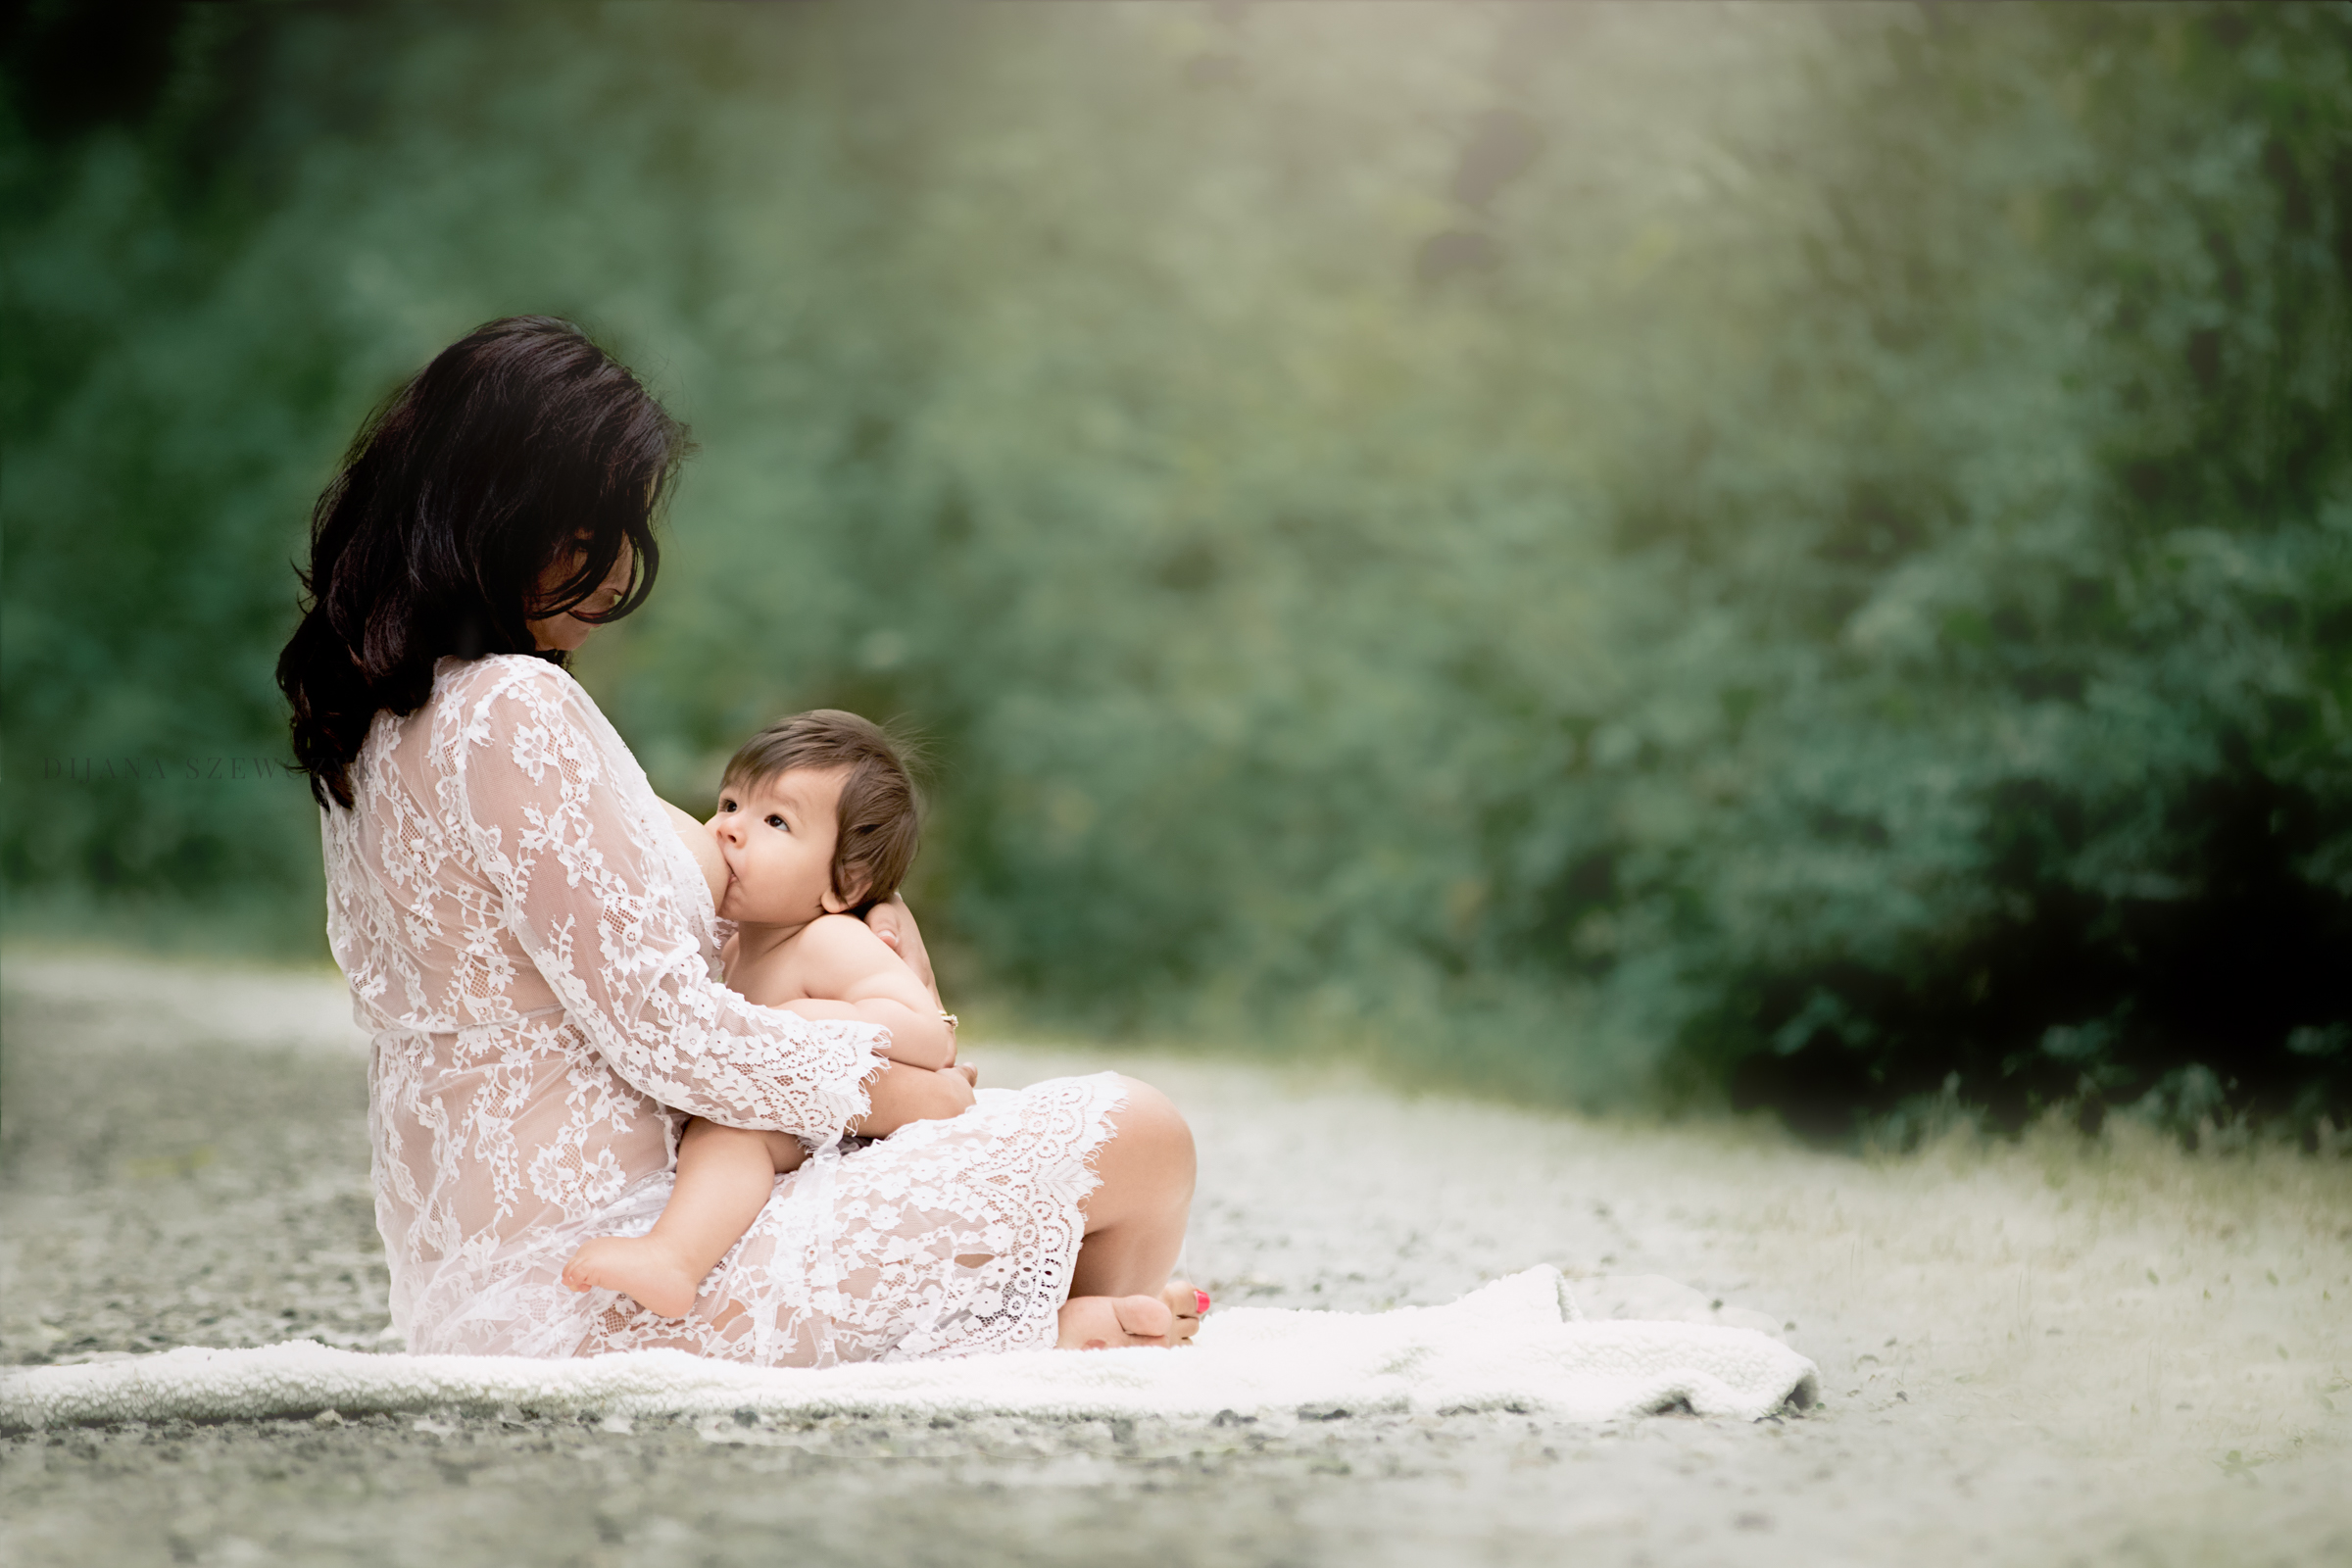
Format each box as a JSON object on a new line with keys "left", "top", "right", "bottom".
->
{"left": 722, "top": 710, "right": 920, "bottom": 914}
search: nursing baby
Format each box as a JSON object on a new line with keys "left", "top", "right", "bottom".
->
{"left": 561, "top": 710, "right": 1205, "bottom": 1349}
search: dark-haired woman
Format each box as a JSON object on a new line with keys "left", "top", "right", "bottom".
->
{"left": 280, "top": 318, "right": 1198, "bottom": 1363}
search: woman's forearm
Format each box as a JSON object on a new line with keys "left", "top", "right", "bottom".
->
{"left": 847, "top": 1060, "right": 976, "bottom": 1137}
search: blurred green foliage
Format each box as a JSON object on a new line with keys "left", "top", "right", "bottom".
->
{"left": 4, "top": 3, "right": 2346, "bottom": 1140}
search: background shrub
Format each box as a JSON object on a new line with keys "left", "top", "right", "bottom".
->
{"left": 5, "top": 2, "right": 2345, "bottom": 1140}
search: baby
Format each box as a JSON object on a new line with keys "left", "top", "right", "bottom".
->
{"left": 561, "top": 710, "right": 1204, "bottom": 1348}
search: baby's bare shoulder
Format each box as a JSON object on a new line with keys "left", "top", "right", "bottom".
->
{"left": 796, "top": 913, "right": 891, "bottom": 960}
{"left": 788, "top": 914, "right": 901, "bottom": 989}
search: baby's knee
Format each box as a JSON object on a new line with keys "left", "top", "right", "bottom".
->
{"left": 1112, "top": 1076, "right": 1196, "bottom": 1176}
{"left": 680, "top": 1116, "right": 805, "bottom": 1174}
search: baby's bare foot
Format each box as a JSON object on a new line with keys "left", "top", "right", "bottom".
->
{"left": 561, "top": 1236, "right": 704, "bottom": 1319}
{"left": 1056, "top": 1293, "right": 1179, "bottom": 1349}
{"left": 1162, "top": 1278, "right": 1208, "bottom": 1345}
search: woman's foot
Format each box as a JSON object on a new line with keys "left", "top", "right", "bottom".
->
{"left": 561, "top": 1236, "right": 704, "bottom": 1319}
{"left": 1056, "top": 1285, "right": 1206, "bottom": 1349}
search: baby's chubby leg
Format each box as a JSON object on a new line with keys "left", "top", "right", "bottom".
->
{"left": 561, "top": 1119, "right": 806, "bottom": 1319}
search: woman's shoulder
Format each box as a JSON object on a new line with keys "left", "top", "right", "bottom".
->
{"left": 434, "top": 653, "right": 585, "bottom": 715}
{"left": 429, "top": 655, "right": 612, "bottom": 771}
{"left": 434, "top": 653, "right": 653, "bottom": 801}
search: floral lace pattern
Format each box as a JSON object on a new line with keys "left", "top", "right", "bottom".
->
{"left": 324, "top": 654, "right": 1125, "bottom": 1363}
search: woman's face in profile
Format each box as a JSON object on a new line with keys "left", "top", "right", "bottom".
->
{"left": 528, "top": 537, "right": 635, "bottom": 653}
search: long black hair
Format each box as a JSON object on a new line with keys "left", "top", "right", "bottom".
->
{"left": 276, "top": 317, "right": 690, "bottom": 808}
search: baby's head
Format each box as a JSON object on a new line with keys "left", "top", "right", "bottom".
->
{"left": 714, "top": 710, "right": 919, "bottom": 922}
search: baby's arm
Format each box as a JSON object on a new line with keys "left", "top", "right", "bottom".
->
{"left": 780, "top": 914, "right": 957, "bottom": 1069}
{"left": 659, "top": 799, "right": 729, "bottom": 909}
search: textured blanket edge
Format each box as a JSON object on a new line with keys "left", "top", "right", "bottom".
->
{"left": 0, "top": 1267, "right": 1820, "bottom": 1431}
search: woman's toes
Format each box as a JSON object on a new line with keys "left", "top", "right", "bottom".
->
{"left": 1056, "top": 1296, "right": 1120, "bottom": 1349}
{"left": 1111, "top": 1293, "right": 1173, "bottom": 1341}
{"left": 1160, "top": 1278, "right": 1206, "bottom": 1343}
{"left": 1057, "top": 1294, "right": 1178, "bottom": 1349}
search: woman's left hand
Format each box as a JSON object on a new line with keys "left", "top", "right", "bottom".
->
{"left": 864, "top": 894, "right": 940, "bottom": 1006}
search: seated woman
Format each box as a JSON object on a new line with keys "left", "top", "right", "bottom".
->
{"left": 277, "top": 315, "right": 1200, "bottom": 1363}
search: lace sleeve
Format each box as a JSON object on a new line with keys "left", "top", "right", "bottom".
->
{"left": 445, "top": 659, "right": 887, "bottom": 1137}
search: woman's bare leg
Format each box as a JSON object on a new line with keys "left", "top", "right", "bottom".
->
{"left": 1057, "top": 1076, "right": 1201, "bottom": 1348}
{"left": 562, "top": 1119, "right": 804, "bottom": 1318}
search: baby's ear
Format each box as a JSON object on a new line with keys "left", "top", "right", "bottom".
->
{"left": 821, "top": 868, "right": 869, "bottom": 915}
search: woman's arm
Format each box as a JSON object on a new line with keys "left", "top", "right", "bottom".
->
{"left": 450, "top": 660, "right": 887, "bottom": 1138}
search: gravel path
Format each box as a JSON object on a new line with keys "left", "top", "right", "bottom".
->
{"left": 3, "top": 951, "right": 2347, "bottom": 1566}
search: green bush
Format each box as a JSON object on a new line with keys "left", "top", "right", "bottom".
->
{"left": 3, "top": 3, "right": 2344, "bottom": 1139}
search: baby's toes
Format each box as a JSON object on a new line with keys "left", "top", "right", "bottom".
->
{"left": 562, "top": 1238, "right": 628, "bottom": 1296}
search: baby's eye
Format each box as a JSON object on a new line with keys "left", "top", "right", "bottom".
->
{"left": 717, "top": 798, "right": 737, "bottom": 813}
{"left": 766, "top": 814, "right": 787, "bottom": 830}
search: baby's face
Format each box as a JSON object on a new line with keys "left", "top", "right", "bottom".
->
{"left": 708, "top": 765, "right": 853, "bottom": 927}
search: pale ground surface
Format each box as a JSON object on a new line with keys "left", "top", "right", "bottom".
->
{"left": 1, "top": 949, "right": 2347, "bottom": 1567}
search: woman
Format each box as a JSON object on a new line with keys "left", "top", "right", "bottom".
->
{"left": 277, "top": 316, "right": 1197, "bottom": 1363}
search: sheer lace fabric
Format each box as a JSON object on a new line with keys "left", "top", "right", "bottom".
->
{"left": 324, "top": 654, "right": 1124, "bottom": 1364}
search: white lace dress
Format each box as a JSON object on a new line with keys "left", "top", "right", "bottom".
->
{"left": 322, "top": 653, "right": 1127, "bottom": 1364}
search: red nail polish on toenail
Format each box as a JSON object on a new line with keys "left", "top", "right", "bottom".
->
{"left": 1196, "top": 1289, "right": 1211, "bottom": 1316}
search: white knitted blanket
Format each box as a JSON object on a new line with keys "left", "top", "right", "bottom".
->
{"left": 0, "top": 1267, "right": 1816, "bottom": 1431}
